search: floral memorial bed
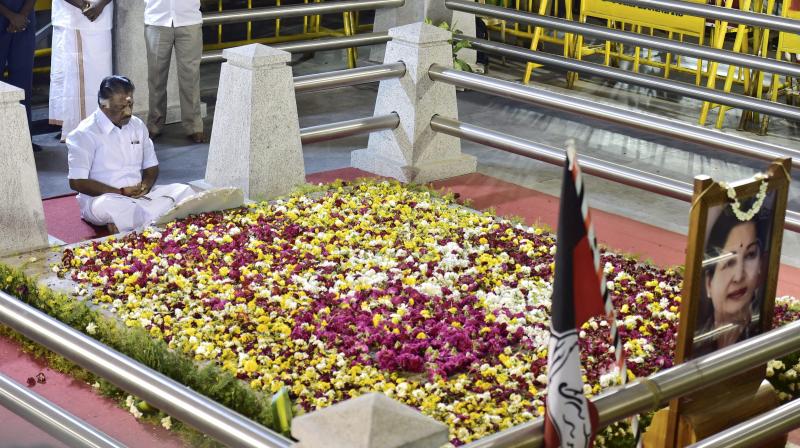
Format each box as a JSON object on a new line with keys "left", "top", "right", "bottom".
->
{"left": 45, "top": 180, "right": 800, "bottom": 446}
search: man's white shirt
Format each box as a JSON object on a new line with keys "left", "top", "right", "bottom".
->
{"left": 144, "top": 0, "right": 202, "bottom": 27}
{"left": 67, "top": 109, "right": 158, "bottom": 210}
{"left": 51, "top": 0, "right": 113, "bottom": 30}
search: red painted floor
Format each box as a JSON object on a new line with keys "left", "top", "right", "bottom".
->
{"left": 5, "top": 168, "right": 797, "bottom": 446}
{"left": 0, "top": 334, "right": 185, "bottom": 448}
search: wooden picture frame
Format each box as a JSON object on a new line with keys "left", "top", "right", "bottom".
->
{"left": 664, "top": 158, "right": 792, "bottom": 447}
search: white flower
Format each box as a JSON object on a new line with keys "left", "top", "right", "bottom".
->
{"left": 125, "top": 395, "right": 135, "bottom": 408}
{"left": 129, "top": 404, "right": 143, "bottom": 419}
{"left": 85, "top": 323, "right": 97, "bottom": 335}
{"left": 161, "top": 416, "right": 172, "bottom": 430}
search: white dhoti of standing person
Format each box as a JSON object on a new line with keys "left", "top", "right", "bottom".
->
{"left": 67, "top": 75, "right": 195, "bottom": 233}
{"left": 49, "top": 0, "right": 113, "bottom": 140}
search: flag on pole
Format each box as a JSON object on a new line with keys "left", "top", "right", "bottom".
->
{"left": 543, "top": 142, "right": 606, "bottom": 448}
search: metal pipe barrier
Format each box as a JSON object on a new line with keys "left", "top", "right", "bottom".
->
{"left": 430, "top": 116, "right": 800, "bottom": 233}
{"left": 0, "top": 291, "right": 293, "bottom": 448}
{"left": 294, "top": 63, "right": 406, "bottom": 93}
{"left": 455, "top": 35, "right": 800, "bottom": 123}
{"left": 201, "top": 32, "right": 392, "bottom": 64}
{"left": 299, "top": 113, "right": 400, "bottom": 144}
{"left": 614, "top": 0, "right": 800, "bottom": 35}
{"left": 0, "top": 372, "right": 125, "bottom": 448}
{"left": 687, "top": 398, "right": 800, "bottom": 448}
{"left": 430, "top": 116, "right": 693, "bottom": 201}
{"left": 203, "top": 0, "right": 404, "bottom": 26}
{"left": 445, "top": 0, "right": 800, "bottom": 78}
{"left": 427, "top": 64, "right": 800, "bottom": 170}
{"left": 463, "top": 319, "right": 800, "bottom": 448}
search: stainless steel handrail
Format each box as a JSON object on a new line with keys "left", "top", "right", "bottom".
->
{"left": 455, "top": 35, "right": 800, "bottom": 122}
{"left": 614, "top": 0, "right": 800, "bottom": 35}
{"left": 294, "top": 63, "right": 406, "bottom": 93}
{"left": 203, "top": 0, "right": 404, "bottom": 26}
{"left": 445, "top": 0, "right": 800, "bottom": 78}
{"left": 0, "top": 291, "right": 292, "bottom": 448}
{"left": 431, "top": 116, "right": 693, "bottom": 201}
{"left": 427, "top": 64, "right": 800, "bottom": 170}
{"left": 300, "top": 113, "right": 400, "bottom": 144}
{"left": 464, "top": 319, "right": 800, "bottom": 448}
{"left": 687, "top": 398, "right": 800, "bottom": 448}
{"left": 201, "top": 32, "right": 392, "bottom": 64}
{"left": 0, "top": 372, "right": 125, "bottom": 448}
{"left": 431, "top": 116, "right": 800, "bottom": 233}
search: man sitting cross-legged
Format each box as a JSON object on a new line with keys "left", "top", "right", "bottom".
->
{"left": 67, "top": 75, "right": 195, "bottom": 233}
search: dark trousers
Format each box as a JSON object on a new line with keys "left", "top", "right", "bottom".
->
{"left": 0, "top": 23, "right": 35, "bottom": 129}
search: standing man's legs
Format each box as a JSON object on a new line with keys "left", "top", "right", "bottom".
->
{"left": 49, "top": 25, "right": 66, "bottom": 129}
{"left": 173, "top": 24, "right": 203, "bottom": 141}
{"left": 144, "top": 24, "right": 174, "bottom": 137}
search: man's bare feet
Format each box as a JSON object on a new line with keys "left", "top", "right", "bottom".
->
{"left": 107, "top": 223, "right": 119, "bottom": 234}
{"left": 188, "top": 132, "right": 206, "bottom": 144}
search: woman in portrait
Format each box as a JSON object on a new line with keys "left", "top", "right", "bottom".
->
{"left": 693, "top": 199, "right": 772, "bottom": 357}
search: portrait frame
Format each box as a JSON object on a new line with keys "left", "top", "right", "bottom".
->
{"left": 674, "top": 158, "right": 791, "bottom": 364}
{"left": 663, "top": 158, "right": 791, "bottom": 446}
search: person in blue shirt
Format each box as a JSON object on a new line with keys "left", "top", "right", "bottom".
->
{"left": 0, "top": 0, "right": 39, "bottom": 151}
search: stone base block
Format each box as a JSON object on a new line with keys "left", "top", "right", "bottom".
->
{"left": 352, "top": 148, "right": 476, "bottom": 184}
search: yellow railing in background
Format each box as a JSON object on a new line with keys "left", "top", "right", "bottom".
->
{"left": 30, "top": 0, "right": 362, "bottom": 71}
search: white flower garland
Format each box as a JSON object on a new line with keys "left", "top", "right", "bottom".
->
{"left": 720, "top": 174, "right": 768, "bottom": 222}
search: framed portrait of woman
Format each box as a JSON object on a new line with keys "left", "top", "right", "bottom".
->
{"left": 659, "top": 158, "right": 791, "bottom": 447}
{"left": 675, "top": 158, "right": 791, "bottom": 363}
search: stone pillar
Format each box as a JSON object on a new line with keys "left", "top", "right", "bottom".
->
{"left": 352, "top": 23, "right": 476, "bottom": 183}
{"left": 204, "top": 44, "right": 306, "bottom": 201}
{"left": 0, "top": 83, "right": 48, "bottom": 256}
{"left": 370, "top": 0, "right": 453, "bottom": 63}
{"left": 113, "top": 1, "right": 204, "bottom": 124}
{"left": 291, "top": 393, "right": 449, "bottom": 448}
{"left": 113, "top": 0, "right": 148, "bottom": 117}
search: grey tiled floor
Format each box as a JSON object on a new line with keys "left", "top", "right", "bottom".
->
{"left": 30, "top": 47, "right": 800, "bottom": 266}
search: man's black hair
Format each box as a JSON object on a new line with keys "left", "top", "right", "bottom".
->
{"left": 98, "top": 75, "right": 135, "bottom": 106}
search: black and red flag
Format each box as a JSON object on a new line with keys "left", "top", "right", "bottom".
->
{"left": 543, "top": 143, "right": 609, "bottom": 448}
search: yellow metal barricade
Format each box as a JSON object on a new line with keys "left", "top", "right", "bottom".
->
{"left": 698, "top": 0, "right": 761, "bottom": 127}
{"left": 33, "top": 0, "right": 362, "bottom": 71}
{"left": 521, "top": 0, "right": 575, "bottom": 84}
{"left": 703, "top": 0, "right": 776, "bottom": 129}
{"left": 760, "top": 0, "right": 800, "bottom": 133}
{"left": 571, "top": 0, "right": 706, "bottom": 88}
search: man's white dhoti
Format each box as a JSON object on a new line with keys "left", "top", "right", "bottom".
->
{"left": 81, "top": 183, "right": 195, "bottom": 232}
{"left": 49, "top": 27, "right": 112, "bottom": 136}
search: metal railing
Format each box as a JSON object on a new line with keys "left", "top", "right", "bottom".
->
{"left": 427, "top": 65, "right": 800, "bottom": 233}
{"left": 300, "top": 113, "right": 399, "bottom": 144}
{"left": 431, "top": 116, "right": 693, "bottom": 201}
{"left": 201, "top": 32, "right": 392, "bottom": 64}
{"left": 0, "top": 372, "right": 125, "bottom": 448}
{"left": 0, "top": 291, "right": 292, "bottom": 448}
{"left": 203, "top": 0, "right": 404, "bottom": 26}
{"left": 687, "top": 398, "right": 800, "bottom": 448}
{"left": 294, "top": 62, "right": 405, "bottom": 93}
{"left": 430, "top": 116, "right": 800, "bottom": 233}
{"left": 455, "top": 35, "right": 800, "bottom": 123}
{"left": 615, "top": 0, "right": 800, "bottom": 35}
{"left": 445, "top": 0, "right": 800, "bottom": 78}
{"left": 427, "top": 64, "right": 800, "bottom": 170}
{"left": 463, "top": 319, "right": 800, "bottom": 448}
